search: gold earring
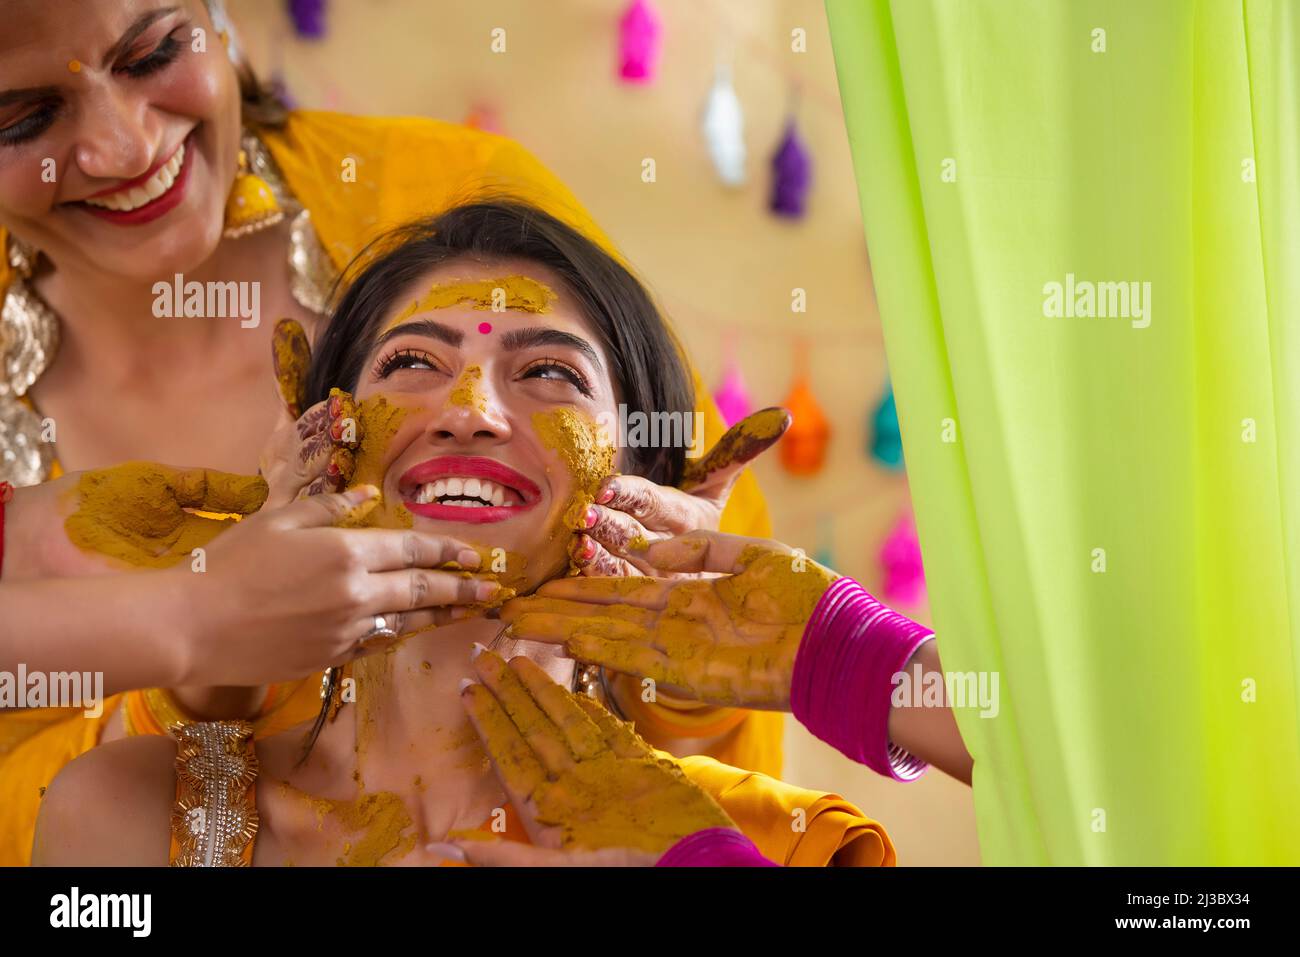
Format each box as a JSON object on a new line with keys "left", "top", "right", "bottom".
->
{"left": 223, "top": 147, "right": 283, "bottom": 239}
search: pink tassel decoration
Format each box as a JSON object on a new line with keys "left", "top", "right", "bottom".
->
{"left": 464, "top": 103, "right": 503, "bottom": 134}
{"left": 618, "top": 0, "right": 662, "bottom": 84}
{"left": 879, "top": 508, "right": 926, "bottom": 606}
{"left": 712, "top": 341, "right": 752, "bottom": 428}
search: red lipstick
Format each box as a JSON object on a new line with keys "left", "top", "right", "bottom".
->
{"left": 76, "top": 132, "right": 194, "bottom": 227}
{"left": 399, "top": 455, "right": 542, "bottom": 525}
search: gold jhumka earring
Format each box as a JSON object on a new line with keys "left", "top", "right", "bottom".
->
{"left": 223, "top": 145, "right": 283, "bottom": 239}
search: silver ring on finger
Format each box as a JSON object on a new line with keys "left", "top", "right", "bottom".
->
{"left": 359, "top": 614, "right": 400, "bottom": 649}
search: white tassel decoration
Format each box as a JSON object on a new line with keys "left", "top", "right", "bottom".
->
{"left": 701, "top": 63, "right": 746, "bottom": 187}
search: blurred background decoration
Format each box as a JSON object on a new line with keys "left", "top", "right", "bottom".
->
{"left": 232, "top": 0, "right": 976, "bottom": 865}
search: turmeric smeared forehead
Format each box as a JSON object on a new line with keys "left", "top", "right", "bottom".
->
{"left": 383, "top": 276, "right": 556, "bottom": 334}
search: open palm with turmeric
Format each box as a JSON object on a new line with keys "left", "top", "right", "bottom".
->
{"left": 502, "top": 530, "right": 838, "bottom": 709}
{"left": 439, "top": 648, "right": 737, "bottom": 867}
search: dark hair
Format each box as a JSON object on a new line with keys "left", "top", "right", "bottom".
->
{"left": 204, "top": 0, "right": 289, "bottom": 128}
{"left": 305, "top": 200, "right": 695, "bottom": 486}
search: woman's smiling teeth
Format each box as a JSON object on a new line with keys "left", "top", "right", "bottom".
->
{"left": 411, "top": 477, "right": 510, "bottom": 507}
{"left": 83, "top": 143, "right": 186, "bottom": 212}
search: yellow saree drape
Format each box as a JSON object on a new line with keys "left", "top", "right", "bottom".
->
{"left": 0, "top": 110, "right": 780, "bottom": 866}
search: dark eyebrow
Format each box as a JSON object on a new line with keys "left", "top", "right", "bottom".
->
{"left": 374, "top": 318, "right": 464, "bottom": 349}
{"left": 0, "top": 86, "right": 59, "bottom": 109}
{"left": 500, "top": 327, "right": 603, "bottom": 374}
{"left": 102, "top": 7, "right": 182, "bottom": 68}
{"left": 0, "top": 8, "right": 181, "bottom": 113}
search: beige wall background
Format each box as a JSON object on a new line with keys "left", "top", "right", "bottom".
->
{"left": 231, "top": 0, "right": 980, "bottom": 866}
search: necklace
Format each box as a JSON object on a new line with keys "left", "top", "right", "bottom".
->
{"left": 0, "top": 130, "right": 338, "bottom": 486}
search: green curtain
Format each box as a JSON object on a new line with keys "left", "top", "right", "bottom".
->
{"left": 825, "top": 0, "right": 1300, "bottom": 865}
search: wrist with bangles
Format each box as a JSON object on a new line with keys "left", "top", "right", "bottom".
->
{"left": 791, "top": 575, "right": 934, "bottom": 781}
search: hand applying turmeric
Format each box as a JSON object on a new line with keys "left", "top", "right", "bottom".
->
{"left": 430, "top": 648, "right": 776, "bottom": 867}
{"left": 502, "top": 529, "right": 974, "bottom": 785}
{"left": 573, "top": 407, "right": 791, "bottom": 578}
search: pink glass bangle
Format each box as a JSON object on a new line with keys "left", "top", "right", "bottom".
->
{"left": 791, "top": 576, "right": 933, "bottom": 781}
{"left": 656, "top": 828, "right": 779, "bottom": 867}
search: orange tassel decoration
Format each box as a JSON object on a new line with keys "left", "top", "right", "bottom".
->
{"left": 779, "top": 340, "right": 831, "bottom": 475}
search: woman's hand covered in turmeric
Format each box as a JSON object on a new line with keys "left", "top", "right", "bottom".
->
{"left": 573, "top": 408, "right": 790, "bottom": 577}
{"left": 169, "top": 486, "right": 504, "bottom": 684}
{"left": 261, "top": 319, "right": 362, "bottom": 506}
{"left": 2, "top": 462, "right": 270, "bottom": 579}
{"left": 12, "top": 458, "right": 504, "bottom": 684}
{"left": 435, "top": 649, "right": 736, "bottom": 866}
{"left": 502, "top": 530, "right": 838, "bottom": 709}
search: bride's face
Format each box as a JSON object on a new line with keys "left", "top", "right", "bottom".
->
{"left": 351, "top": 257, "right": 621, "bottom": 593}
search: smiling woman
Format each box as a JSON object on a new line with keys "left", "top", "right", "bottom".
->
{"left": 0, "top": 0, "right": 780, "bottom": 867}
{"left": 31, "top": 201, "right": 894, "bottom": 867}
{"left": 305, "top": 201, "right": 695, "bottom": 581}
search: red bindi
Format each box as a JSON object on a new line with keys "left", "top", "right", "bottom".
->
{"left": 478, "top": 322, "right": 493, "bottom": 334}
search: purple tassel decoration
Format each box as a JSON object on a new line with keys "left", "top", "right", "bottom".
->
{"left": 287, "top": 0, "right": 327, "bottom": 40}
{"left": 619, "top": 0, "right": 662, "bottom": 84}
{"left": 769, "top": 118, "right": 812, "bottom": 218}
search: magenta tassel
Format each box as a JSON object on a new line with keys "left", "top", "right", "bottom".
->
{"left": 712, "top": 361, "right": 752, "bottom": 428}
{"left": 618, "top": 0, "right": 662, "bottom": 84}
{"left": 769, "top": 119, "right": 812, "bottom": 218}
{"left": 880, "top": 509, "right": 926, "bottom": 606}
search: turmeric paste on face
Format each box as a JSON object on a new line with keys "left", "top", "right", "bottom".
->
{"left": 338, "top": 394, "right": 412, "bottom": 528}
{"left": 447, "top": 365, "right": 486, "bottom": 411}
{"left": 531, "top": 408, "right": 615, "bottom": 570}
{"left": 384, "top": 276, "right": 555, "bottom": 334}
{"left": 63, "top": 463, "right": 268, "bottom": 568}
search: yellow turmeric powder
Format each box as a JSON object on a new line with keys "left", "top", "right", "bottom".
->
{"left": 469, "top": 664, "right": 732, "bottom": 852}
{"left": 680, "top": 406, "right": 790, "bottom": 490}
{"left": 447, "top": 365, "right": 486, "bottom": 411}
{"left": 338, "top": 395, "right": 412, "bottom": 528}
{"left": 531, "top": 408, "right": 615, "bottom": 571}
{"left": 272, "top": 318, "right": 312, "bottom": 418}
{"left": 384, "top": 276, "right": 555, "bottom": 334}
{"left": 63, "top": 463, "right": 267, "bottom": 568}
{"left": 283, "top": 779, "right": 416, "bottom": 867}
{"left": 508, "top": 545, "right": 836, "bottom": 705}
